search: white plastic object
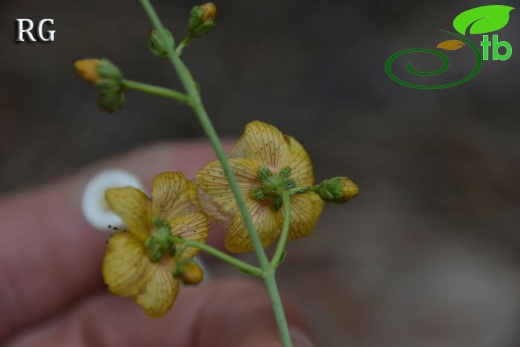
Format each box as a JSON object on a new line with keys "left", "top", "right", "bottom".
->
{"left": 81, "top": 169, "right": 145, "bottom": 232}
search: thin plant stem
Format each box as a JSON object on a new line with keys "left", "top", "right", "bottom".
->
{"left": 138, "top": 0, "right": 270, "bottom": 269}
{"left": 263, "top": 270, "right": 292, "bottom": 346}
{"left": 271, "top": 190, "right": 291, "bottom": 267}
{"left": 172, "top": 237, "right": 262, "bottom": 276}
{"left": 289, "top": 186, "right": 316, "bottom": 195}
{"left": 122, "top": 80, "right": 191, "bottom": 105}
{"left": 137, "top": 1, "right": 293, "bottom": 345}
{"left": 176, "top": 35, "right": 193, "bottom": 55}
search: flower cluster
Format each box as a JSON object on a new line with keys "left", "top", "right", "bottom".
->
{"left": 101, "top": 121, "right": 358, "bottom": 316}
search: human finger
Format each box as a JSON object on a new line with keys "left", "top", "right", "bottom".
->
{"left": 5, "top": 278, "right": 315, "bottom": 347}
{"left": 0, "top": 140, "right": 230, "bottom": 341}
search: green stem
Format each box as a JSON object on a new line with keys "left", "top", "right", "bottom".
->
{"left": 137, "top": 1, "right": 292, "bottom": 345}
{"left": 138, "top": 0, "right": 270, "bottom": 269}
{"left": 122, "top": 80, "right": 191, "bottom": 105}
{"left": 289, "top": 185, "right": 316, "bottom": 195}
{"left": 271, "top": 191, "right": 291, "bottom": 267}
{"left": 176, "top": 35, "right": 193, "bottom": 55}
{"left": 173, "top": 237, "right": 262, "bottom": 276}
{"left": 263, "top": 271, "right": 292, "bottom": 346}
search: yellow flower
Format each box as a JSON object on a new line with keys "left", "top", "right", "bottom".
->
{"left": 195, "top": 121, "right": 324, "bottom": 253}
{"left": 102, "top": 172, "right": 208, "bottom": 317}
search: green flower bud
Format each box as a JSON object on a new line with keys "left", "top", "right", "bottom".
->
{"left": 317, "top": 177, "right": 360, "bottom": 204}
{"left": 147, "top": 28, "right": 175, "bottom": 58}
{"left": 95, "top": 79, "right": 121, "bottom": 94}
{"left": 95, "top": 59, "right": 123, "bottom": 80}
{"left": 75, "top": 58, "right": 125, "bottom": 112}
{"left": 188, "top": 3, "right": 217, "bottom": 37}
{"left": 75, "top": 59, "right": 122, "bottom": 86}
{"left": 180, "top": 262, "right": 204, "bottom": 285}
{"left": 97, "top": 92, "right": 125, "bottom": 113}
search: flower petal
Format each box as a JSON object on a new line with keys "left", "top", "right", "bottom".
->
{"left": 152, "top": 172, "right": 200, "bottom": 221}
{"left": 284, "top": 135, "right": 314, "bottom": 186}
{"left": 170, "top": 212, "right": 209, "bottom": 258}
{"left": 134, "top": 257, "right": 179, "bottom": 317}
{"left": 225, "top": 199, "right": 282, "bottom": 253}
{"left": 228, "top": 121, "right": 290, "bottom": 173}
{"left": 102, "top": 232, "right": 152, "bottom": 297}
{"left": 105, "top": 187, "right": 152, "bottom": 241}
{"left": 195, "top": 158, "right": 260, "bottom": 226}
{"left": 285, "top": 193, "right": 324, "bottom": 240}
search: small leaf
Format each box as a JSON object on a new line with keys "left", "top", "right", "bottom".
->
{"left": 453, "top": 5, "right": 514, "bottom": 35}
{"left": 436, "top": 39, "right": 465, "bottom": 51}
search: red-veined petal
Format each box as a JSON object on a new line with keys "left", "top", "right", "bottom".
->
{"left": 105, "top": 187, "right": 152, "bottom": 241}
{"left": 195, "top": 158, "right": 260, "bottom": 226}
{"left": 102, "top": 232, "right": 152, "bottom": 297}
{"left": 134, "top": 256, "right": 179, "bottom": 317}
{"left": 285, "top": 193, "right": 324, "bottom": 240}
{"left": 225, "top": 199, "right": 281, "bottom": 253}
{"left": 284, "top": 135, "right": 314, "bottom": 186}
{"left": 228, "top": 121, "right": 290, "bottom": 173}
{"left": 170, "top": 212, "right": 209, "bottom": 258}
{"left": 152, "top": 172, "right": 200, "bottom": 221}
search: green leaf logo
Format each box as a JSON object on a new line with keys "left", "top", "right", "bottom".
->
{"left": 453, "top": 5, "right": 514, "bottom": 35}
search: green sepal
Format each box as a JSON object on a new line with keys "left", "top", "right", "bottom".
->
{"left": 278, "top": 166, "right": 292, "bottom": 178}
{"left": 148, "top": 28, "right": 175, "bottom": 58}
{"left": 144, "top": 237, "right": 155, "bottom": 249}
{"left": 272, "top": 196, "right": 283, "bottom": 210}
{"left": 258, "top": 167, "right": 273, "bottom": 181}
{"left": 250, "top": 186, "right": 266, "bottom": 200}
{"left": 188, "top": 6, "right": 204, "bottom": 32}
{"left": 284, "top": 179, "right": 296, "bottom": 190}
{"left": 96, "top": 59, "right": 122, "bottom": 80}
{"left": 191, "top": 21, "right": 215, "bottom": 37}
{"left": 150, "top": 248, "right": 164, "bottom": 262}
{"left": 97, "top": 92, "right": 125, "bottom": 113}
{"left": 94, "top": 79, "right": 121, "bottom": 94}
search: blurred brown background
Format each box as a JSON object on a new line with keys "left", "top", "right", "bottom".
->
{"left": 1, "top": 0, "right": 520, "bottom": 346}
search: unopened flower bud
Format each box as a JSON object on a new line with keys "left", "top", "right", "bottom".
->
{"left": 179, "top": 263, "right": 204, "bottom": 285}
{"left": 75, "top": 58, "right": 122, "bottom": 86}
{"left": 188, "top": 3, "right": 217, "bottom": 37}
{"left": 97, "top": 92, "right": 125, "bottom": 113}
{"left": 75, "top": 58, "right": 125, "bottom": 112}
{"left": 317, "top": 177, "right": 360, "bottom": 204}
{"left": 75, "top": 59, "right": 103, "bottom": 85}
{"left": 148, "top": 28, "right": 175, "bottom": 58}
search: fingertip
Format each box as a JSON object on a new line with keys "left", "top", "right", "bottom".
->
{"left": 191, "top": 278, "right": 315, "bottom": 347}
